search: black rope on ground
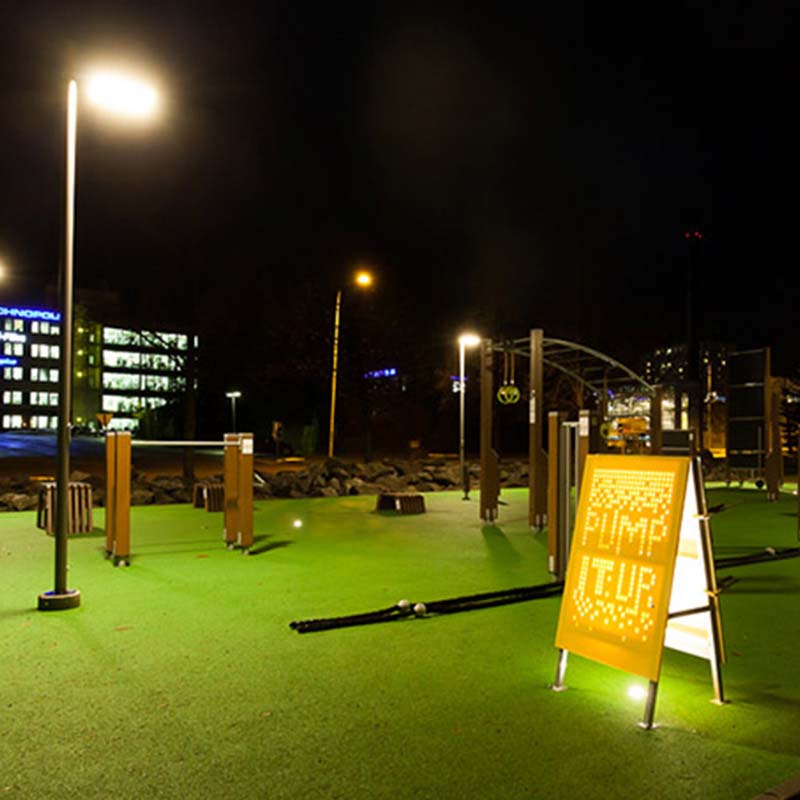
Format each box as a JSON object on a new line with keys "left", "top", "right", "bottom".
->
{"left": 289, "top": 581, "right": 564, "bottom": 634}
{"left": 290, "top": 547, "right": 800, "bottom": 634}
{"left": 714, "top": 547, "right": 800, "bottom": 570}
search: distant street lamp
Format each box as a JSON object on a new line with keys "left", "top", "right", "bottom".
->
{"left": 328, "top": 269, "right": 374, "bottom": 458}
{"left": 458, "top": 332, "right": 481, "bottom": 499}
{"left": 38, "top": 70, "right": 160, "bottom": 612}
{"left": 226, "top": 390, "right": 242, "bottom": 432}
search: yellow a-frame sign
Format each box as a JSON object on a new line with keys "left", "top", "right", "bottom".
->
{"left": 552, "top": 454, "right": 725, "bottom": 728}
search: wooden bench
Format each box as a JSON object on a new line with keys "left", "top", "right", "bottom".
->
{"left": 376, "top": 492, "right": 426, "bottom": 514}
{"left": 37, "top": 482, "right": 93, "bottom": 535}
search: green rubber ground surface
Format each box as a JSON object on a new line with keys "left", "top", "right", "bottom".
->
{"left": 2, "top": 487, "right": 799, "bottom": 799}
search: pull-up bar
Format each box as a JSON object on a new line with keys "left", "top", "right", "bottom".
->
{"left": 105, "top": 431, "right": 255, "bottom": 566}
{"left": 130, "top": 440, "right": 231, "bottom": 447}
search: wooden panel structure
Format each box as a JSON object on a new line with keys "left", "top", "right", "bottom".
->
{"left": 376, "top": 493, "right": 426, "bottom": 514}
{"left": 37, "top": 482, "right": 93, "bottom": 535}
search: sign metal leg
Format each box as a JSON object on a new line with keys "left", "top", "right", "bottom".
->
{"left": 638, "top": 680, "right": 659, "bottom": 729}
{"left": 550, "top": 648, "right": 569, "bottom": 692}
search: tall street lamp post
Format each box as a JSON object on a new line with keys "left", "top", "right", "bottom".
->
{"left": 328, "top": 269, "right": 373, "bottom": 458}
{"left": 458, "top": 333, "right": 481, "bottom": 500}
{"left": 38, "top": 71, "right": 159, "bottom": 611}
{"left": 226, "top": 391, "right": 242, "bottom": 432}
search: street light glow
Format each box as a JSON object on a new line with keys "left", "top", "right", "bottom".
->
{"left": 354, "top": 270, "right": 374, "bottom": 288}
{"left": 226, "top": 391, "right": 242, "bottom": 399}
{"left": 458, "top": 332, "right": 481, "bottom": 348}
{"left": 85, "top": 71, "right": 159, "bottom": 119}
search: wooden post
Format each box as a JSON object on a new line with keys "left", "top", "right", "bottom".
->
{"left": 237, "top": 433, "right": 254, "bottom": 549}
{"left": 650, "top": 385, "right": 663, "bottom": 455}
{"left": 224, "top": 433, "right": 240, "bottom": 547}
{"left": 479, "top": 339, "right": 499, "bottom": 522}
{"left": 529, "top": 329, "right": 547, "bottom": 528}
{"left": 105, "top": 433, "right": 116, "bottom": 555}
{"left": 766, "top": 376, "right": 781, "bottom": 502}
{"left": 112, "top": 432, "right": 131, "bottom": 565}
{"left": 577, "top": 409, "right": 598, "bottom": 495}
{"left": 547, "top": 411, "right": 567, "bottom": 576}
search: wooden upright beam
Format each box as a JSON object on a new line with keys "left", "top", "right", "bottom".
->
{"left": 105, "top": 433, "right": 116, "bottom": 555}
{"left": 237, "top": 433, "right": 254, "bottom": 549}
{"left": 112, "top": 432, "right": 131, "bottom": 565}
{"left": 479, "top": 339, "right": 499, "bottom": 522}
{"left": 547, "top": 411, "right": 567, "bottom": 576}
{"left": 224, "top": 433, "right": 240, "bottom": 547}
{"left": 529, "top": 329, "right": 547, "bottom": 528}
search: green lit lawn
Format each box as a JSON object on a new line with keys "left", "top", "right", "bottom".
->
{"left": 1, "top": 488, "right": 799, "bottom": 798}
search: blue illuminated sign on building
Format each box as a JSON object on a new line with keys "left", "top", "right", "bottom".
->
{"left": 0, "top": 305, "right": 61, "bottom": 322}
{"left": 0, "top": 357, "right": 20, "bottom": 367}
{"left": 364, "top": 368, "right": 398, "bottom": 380}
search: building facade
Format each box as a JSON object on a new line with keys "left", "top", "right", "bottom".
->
{"left": 0, "top": 304, "right": 195, "bottom": 434}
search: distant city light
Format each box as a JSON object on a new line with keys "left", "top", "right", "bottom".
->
{"left": 364, "top": 368, "right": 397, "bottom": 380}
{"left": 292, "top": 519, "right": 303, "bottom": 529}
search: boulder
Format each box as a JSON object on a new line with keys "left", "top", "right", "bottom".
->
{"left": 130, "top": 489, "right": 155, "bottom": 505}
{"left": 1, "top": 492, "right": 39, "bottom": 511}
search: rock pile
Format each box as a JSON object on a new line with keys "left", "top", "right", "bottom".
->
{"left": 0, "top": 458, "right": 531, "bottom": 511}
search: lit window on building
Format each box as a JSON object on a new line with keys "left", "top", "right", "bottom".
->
{"left": 103, "top": 327, "right": 140, "bottom": 346}
{"left": 103, "top": 373, "right": 142, "bottom": 391}
{"left": 103, "top": 350, "right": 142, "bottom": 369}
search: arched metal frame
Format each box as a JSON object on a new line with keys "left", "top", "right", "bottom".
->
{"left": 480, "top": 330, "right": 658, "bottom": 527}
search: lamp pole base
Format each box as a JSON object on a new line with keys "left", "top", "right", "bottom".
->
{"left": 37, "top": 589, "right": 81, "bottom": 611}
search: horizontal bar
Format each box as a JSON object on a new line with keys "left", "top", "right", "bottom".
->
{"left": 131, "top": 440, "right": 233, "bottom": 447}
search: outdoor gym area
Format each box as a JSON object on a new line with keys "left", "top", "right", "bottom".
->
{"left": 3, "top": 482, "right": 800, "bottom": 799}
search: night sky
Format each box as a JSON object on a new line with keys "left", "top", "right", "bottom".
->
{"left": 1, "top": 2, "right": 798, "bottom": 437}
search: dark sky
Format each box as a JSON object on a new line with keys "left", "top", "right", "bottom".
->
{"left": 1, "top": 1, "right": 798, "bottom": 394}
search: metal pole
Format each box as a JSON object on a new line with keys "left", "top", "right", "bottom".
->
{"left": 460, "top": 339, "right": 468, "bottom": 499}
{"left": 550, "top": 648, "right": 568, "bottom": 691}
{"left": 639, "top": 680, "right": 659, "bottom": 729}
{"left": 328, "top": 289, "right": 342, "bottom": 458}
{"left": 39, "top": 79, "right": 80, "bottom": 610}
{"left": 231, "top": 395, "right": 237, "bottom": 433}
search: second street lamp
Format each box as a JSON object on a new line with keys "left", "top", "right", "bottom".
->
{"left": 226, "top": 391, "right": 242, "bottom": 433}
{"left": 38, "top": 69, "right": 160, "bottom": 612}
{"left": 328, "top": 269, "right": 374, "bottom": 458}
